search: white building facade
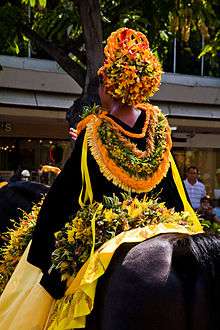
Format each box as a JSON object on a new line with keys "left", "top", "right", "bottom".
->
{"left": 0, "top": 55, "right": 220, "bottom": 195}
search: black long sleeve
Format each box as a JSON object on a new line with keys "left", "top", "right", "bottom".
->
{"left": 27, "top": 133, "right": 84, "bottom": 272}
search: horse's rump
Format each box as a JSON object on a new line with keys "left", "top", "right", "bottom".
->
{"left": 86, "top": 233, "right": 220, "bottom": 330}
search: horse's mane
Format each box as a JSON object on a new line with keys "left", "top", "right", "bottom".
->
{"left": 189, "top": 233, "right": 220, "bottom": 269}
{"left": 172, "top": 233, "right": 220, "bottom": 329}
{"left": 173, "top": 233, "right": 220, "bottom": 274}
{"left": 0, "top": 181, "right": 49, "bottom": 235}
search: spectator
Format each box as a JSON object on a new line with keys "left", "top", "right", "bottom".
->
{"left": 21, "top": 169, "right": 31, "bottom": 181}
{"left": 184, "top": 166, "right": 206, "bottom": 210}
{"left": 197, "top": 195, "right": 220, "bottom": 224}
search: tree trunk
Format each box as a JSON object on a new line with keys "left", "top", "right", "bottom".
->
{"left": 21, "top": 24, "right": 85, "bottom": 88}
{"left": 76, "top": 0, "right": 104, "bottom": 97}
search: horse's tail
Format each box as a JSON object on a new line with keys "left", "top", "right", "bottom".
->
{"left": 173, "top": 233, "right": 220, "bottom": 330}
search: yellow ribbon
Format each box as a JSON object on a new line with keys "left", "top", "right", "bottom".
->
{"left": 169, "top": 152, "right": 203, "bottom": 233}
{"left": 79, "top": 131, "right": 93, "bottom": 207}
{"left": 78, "top": 131, "right": 96, "bottom": 257}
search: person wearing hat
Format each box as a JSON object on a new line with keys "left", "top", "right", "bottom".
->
{"left": 0, "top": 28, "right": 202, "bottom": 328}
{"left": 28, "top": 28, "right": 201, "bottom": 297}
{"left": 27, "top": 28, "right": 202, "bottom": 296}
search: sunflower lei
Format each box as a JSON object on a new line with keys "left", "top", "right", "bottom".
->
{"left": 98, "top": 27, "right": 162, "bottom": 105}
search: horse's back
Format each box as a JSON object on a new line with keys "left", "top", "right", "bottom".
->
{"left": 87, "top": 233, "right": 220, "bottom": 330}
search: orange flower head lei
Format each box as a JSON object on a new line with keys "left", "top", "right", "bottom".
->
{"left": 98, "top": 27, "right": 163, "bottom": 106}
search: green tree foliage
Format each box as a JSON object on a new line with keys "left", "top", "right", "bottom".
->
{"left": 199, "top": 30, "right": 220, "bottom": 76}
{"left": 0, "top": 0, "right": 219, "bottom": 87}
{"left": 0, "top": 3, "right": 25, "bottom": 55}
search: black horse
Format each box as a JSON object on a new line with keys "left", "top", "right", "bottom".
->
{"left": 0, "top": 181, "right": 49, "bottom": 241}
{"left": 85, "top": 233, "right": 220, "bottom": 330}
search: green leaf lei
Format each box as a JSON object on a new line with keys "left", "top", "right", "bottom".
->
{"left": 98, "top": 112, "right": 167, "bottom": 179}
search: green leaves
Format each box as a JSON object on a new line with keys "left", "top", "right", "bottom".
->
{"left": 200, "top": 218, "right": 220, "bottom": 233}
{"left": 21, "top": 0, "right": 46, "bottom": 8}
{"left": 0, "top": 0, "right": 219, "bottom": 77}
{"left": 0, "top": 4, "right": 24, "bottom": 55}
{"left": 199, "top": 31, "right": 220, "bottom": 58}
{"left": 81, "top": 104, "right": 100, "bottom": 119}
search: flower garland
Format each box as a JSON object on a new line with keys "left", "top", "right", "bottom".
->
{"left": 200, "top": 218, "right": 220, "bottom": 234}
{"left": 76, "top": 105, "right": 102, "bottom": 136}
{"left": 0, "top": 199, "right": 43, "bottom": 295}
{"left": 98, "top": 106, "right": 150, "bottom": 139}
{"left": 40, "top": 165, "right": 61, "bottom": 175}
{"left": 51, "top": 194, "right": 193, "bottom": 282}
{"left": 98, "top": 27, "right": 162, "bottom": 105}
{"left": 86, "top": 103, "right": 172, "bottom": 193}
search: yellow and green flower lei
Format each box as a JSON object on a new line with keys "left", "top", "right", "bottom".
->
{"left": 0, "top": 199, "right": 43, "bottom": 294}
{"left": 98, "top": 112, "right": 167, "bottom": 179}
{"left": 51, "top": 194, "right": 193, "bottom": 281}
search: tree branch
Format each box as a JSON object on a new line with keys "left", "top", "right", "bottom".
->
{"left": 63, "top": 37, "right": 86, "bottom": 65}
{"left": 75, "top": 0, "right": 104, "bottom": 96}
{"left": 21, "top": 23, "right": 85, "bottom": 88}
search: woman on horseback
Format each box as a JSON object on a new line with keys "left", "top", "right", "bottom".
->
{"left": 0, "top": 28, "right": 203, "bottom": 329}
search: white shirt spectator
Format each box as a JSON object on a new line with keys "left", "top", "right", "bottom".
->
{"left": 184, "top": 179, "right": 206, "bottom": 210}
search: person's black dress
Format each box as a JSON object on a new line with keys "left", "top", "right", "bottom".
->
{"left": 27, "top": 111, "right": 184, "bottom": 298}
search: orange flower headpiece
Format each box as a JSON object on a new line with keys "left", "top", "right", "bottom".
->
{"left": 98, "top": 27, "right": 163, "bottom": 106}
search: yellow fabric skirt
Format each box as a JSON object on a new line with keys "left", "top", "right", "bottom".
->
{"left": 0, "top": 242, "right": 55, "bottom": 330}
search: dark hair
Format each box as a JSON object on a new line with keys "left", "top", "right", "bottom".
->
{"left": 200, "top": 195, "right": 212, "bottom": 206}
{"left": 66, "top": 94, "right": 101, "bottom": 129}
{"left": 187, "top": 166, "right": 198, "bottom": 173}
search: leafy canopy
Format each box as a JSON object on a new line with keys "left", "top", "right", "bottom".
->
{"left": 0, "top": 0, "right": 219, "bottom": 80}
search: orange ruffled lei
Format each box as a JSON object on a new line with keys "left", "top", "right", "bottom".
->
{"left": 77, "top": 103, "right": 172, "bottom": 193}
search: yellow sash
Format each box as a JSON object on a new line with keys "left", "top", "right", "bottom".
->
{"left": 0, "top": 181, "right": 8, "bottom": 189}
{"left": 169, "top": 153, "right": 203, "bottom": 232}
